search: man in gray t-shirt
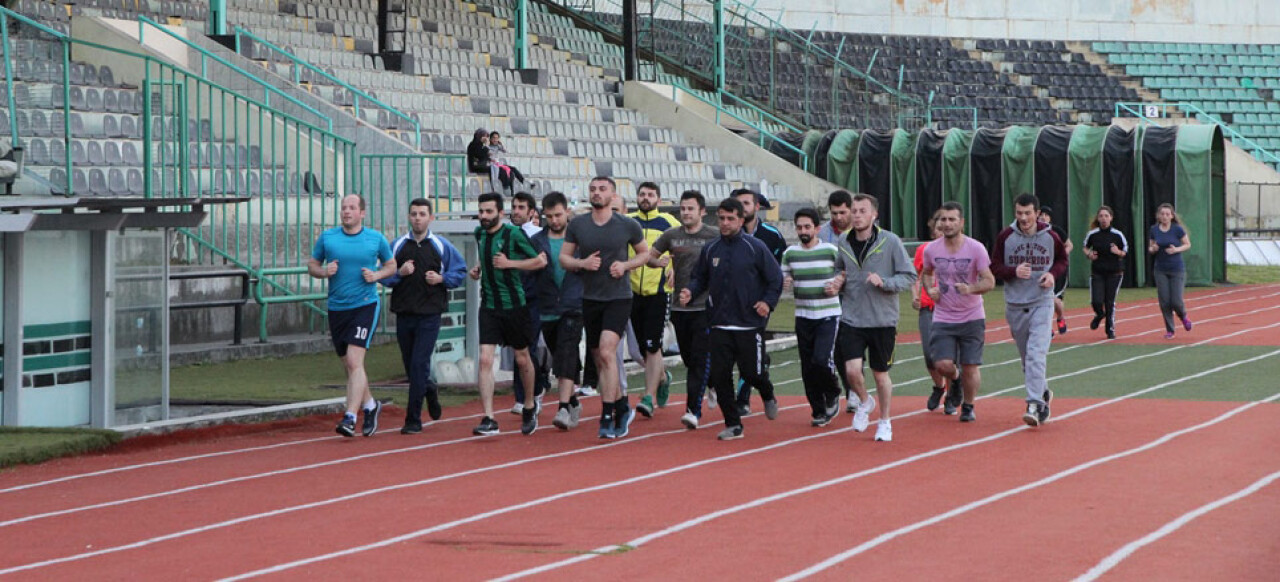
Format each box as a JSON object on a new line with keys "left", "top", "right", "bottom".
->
{"left": 647, "top": 190, "right": 717, "bottom": 429}
{"left": 559, "top": 176, "right": 650, "bottom": 439}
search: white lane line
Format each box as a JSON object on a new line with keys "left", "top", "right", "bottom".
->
{"left": 0, "top": 403, "right": 805, "bottom": 576}
{"left": 1073, "top": 469, "right": 1280, "bottom": 582}
{"left": 214, "top": 326, "right": 1280, "bottom": 581}
{"left": 780, "top": 390, "right": 1280, "bottom": 580}
{"left": 495, "top": 348, "right": 1280, "bottom": 582}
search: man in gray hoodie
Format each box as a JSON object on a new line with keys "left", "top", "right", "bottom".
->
{"left": 991, "top": 194, "right": 1068, "bottom": 427}
{"left": 826, "top": 193, "right": 917, "bottom": 442}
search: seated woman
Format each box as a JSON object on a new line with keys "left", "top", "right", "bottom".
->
{"left": 466, "top": 129, "right": 524, "bottom": 193}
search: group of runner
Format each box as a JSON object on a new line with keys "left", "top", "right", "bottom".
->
{"left": 308, "top": 182, "right": 1195, "bottom": 441}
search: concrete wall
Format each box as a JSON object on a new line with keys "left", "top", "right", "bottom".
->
{"left": 623, "top": 81, "right": 840, "bottom": 206}
{"left": 755, "top": 0, "right": 1280, "bottom": 44}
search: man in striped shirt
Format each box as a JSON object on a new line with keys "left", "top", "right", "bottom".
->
{"left": 782, "top": 207, "right": 844, "bottom": 427}
{"left": 468, "top": 192, "right": 548, "bottom": 437}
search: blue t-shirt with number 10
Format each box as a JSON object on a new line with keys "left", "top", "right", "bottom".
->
{"left": 312, "top": 226, "right": 393, "bottom": 311}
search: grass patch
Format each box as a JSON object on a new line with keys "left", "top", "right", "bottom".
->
{"left": 1228, "top": 265, "right": 1280, "bottom": 285}
{"left": 0, "top": 427, "right": 122, "bottom": 469}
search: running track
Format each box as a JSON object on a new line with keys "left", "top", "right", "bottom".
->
{"left": 2, "top": 285, "right": 1278, "bottom": 581}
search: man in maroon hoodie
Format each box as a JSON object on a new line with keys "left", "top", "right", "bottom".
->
{"left": 991, "top": 194, "right": 1068, "bottom": 427}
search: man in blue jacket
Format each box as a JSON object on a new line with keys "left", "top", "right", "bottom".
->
{"left": 382, "top": 198, "right": 467, "bottom": 433}
{"left": 529, "top": 191, "right": 587, "bottom": 431}
{"left": 681, "top": 198, "right": 784, "bottom": 440}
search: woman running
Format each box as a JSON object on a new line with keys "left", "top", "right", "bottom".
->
{"left": 1082, "top": 206, "right": 1128, "bottom": 339}
{"left": 1147, "top": 203, "right": 1193, "bottom": 339}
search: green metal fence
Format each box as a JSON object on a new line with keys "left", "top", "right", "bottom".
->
{"left": 667, "top": 83, "right": 808, "bottom": 170}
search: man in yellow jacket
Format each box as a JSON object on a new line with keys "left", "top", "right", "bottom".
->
{"left": 629, "top": 182, "right": 679, "bottom": 417}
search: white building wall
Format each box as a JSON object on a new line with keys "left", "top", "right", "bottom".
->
{"left": 757, "top": 0, "right": 1280, "bottom": 44}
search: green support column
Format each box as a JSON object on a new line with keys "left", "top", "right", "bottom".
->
{"left": 208, "top": 0, "right": 226, "bottom": 35}
{"left": 713, "top": 0, "right": 725, "bottom": 91}
{"left": 514, "top": 0, "right": 528, "bottom": 69}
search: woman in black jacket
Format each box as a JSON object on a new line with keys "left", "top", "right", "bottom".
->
{"left": 466, "top": 129, "right": 524, "bottom": 193}
{"left": 1082, "top": 205, "right": 1128, "bottom": 339}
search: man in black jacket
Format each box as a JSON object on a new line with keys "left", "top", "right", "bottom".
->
{"left": 383, "top": 199, "right": 467, "bottom": 433}
{"left": 681, "top": 198, "right": 784, "bottom": 440}
{"left": 529, "top": 192, "right": 586, "bottom": 431}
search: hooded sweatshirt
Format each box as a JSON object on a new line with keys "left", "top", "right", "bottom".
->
{"left": 991, "top": 220, "right": 1069, "bottom": 306}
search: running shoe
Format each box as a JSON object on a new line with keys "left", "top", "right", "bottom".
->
{"left": 553, "top": 406, "right": 573, "bottom": 431}
{"left": 1106, "top": 330, "right": 1116, "bottom": 340}
{"left": 576, "top": 385, "right": 598, "bottom": 397}
{"left": 944, "top": 377, "right": 963, "bottom": 415}
{"left": 335, "top": 415, "right": 356, "bottom": 438}
{"left": 1057, "top": 318, "right": 1068, "bottom": 335}
{"left": 521, "top": 408, "right": 538, "bottom": 436}
{"left": 852, "top": 396, "right": 876, "bottom": 432}
{"left": 824, "top": 395, "right": 841, "bottom": 423}
{"left": 510, "top": 402, "right": 524, "bottom": 415}
{"left": 763, "top": 398, "right": 779, "bottom": 420}
{"left": 569, "top": 402, "right": 582, "bottom": 427}
{"left": 1182, "top": 316, "right": 1193, "bottom": 332}
{"left": 473, "top": 416, "right": 499, "bottom": 436}
{"left": 680, "top": 412, "right": 699, "bottom": 430}
{"left": 959, "top": 403, "right": 976, "bottom": 422}
{"left": 400, "top": 420, "right": 423, "bottom": 435}
{"left": 736, "top": 402, "right": 751, "bottom": 417}
{"left": 926, "top": 386, "right": 944, "bottom": 411}
{"left": 614, "top": 407, "right": 636, "bottom": 438}
{"left": 1090, "top": 314, "right": 1103, "bottom": 330}
{"left": 426, "top": 390, "right": 443, "bottom": 421}
{"left": 1022, "top": 403, "right": 1042, "bottom": 427}
{"left": 657, "top": 370, "right": 672, "bottom": 407}
{"left": 846, "top": 392, "right": 858, "bottom": 414}
{"left": 598, "top": 416, "right": 615, "bottom": 439}
{"left": 1165, "top": 332, "right": 1175, "bottom": 340}
{"left": 637, "top": 395, "right": 655, "bottom": 418}
{"left": 361, "top": 401, "right": 382, "bottom": 437}
{"left": 1039, "top": 389, "right": 1053, "bottom": 424}
{"left": 706, "top": 386, "right": 718, "bottom": 408}
{"left": 717, "top": 425, "right": 744, "bottom": 440}
{"left": 874, "top": 420, "right": 893, "bottom": 442}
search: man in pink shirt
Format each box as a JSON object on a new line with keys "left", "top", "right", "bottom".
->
{"left": 920, "top": 202, "right": 995, "bottom": 423}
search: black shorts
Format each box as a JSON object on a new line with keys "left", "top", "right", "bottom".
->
{"left": 541, "top": 314, "right": 584, "bottom": 382}
{"left": 478, "top": 307, "right": 532, "bottom": 349}
{"left": 629, "top": 292, "right": 670, "bottom": 354}
{"left": 1053, "top": 270, "right": 1068, "bottom": 297}
{"left": 836, "top": 324, "right": 897, "bottom": 372}
{"left": 329, "top": 302, "right": 379, "bottom": 357}
{"left": 583, "top": 298, "right": 631, "bottom": 349}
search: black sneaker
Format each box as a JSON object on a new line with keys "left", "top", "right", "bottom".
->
{"left": 614, "top": 407, "right": 636, "bottom": 438}
{"left": 959, "top": 403, "right": 976, "bottom": 422}
{"left": 926, "top": 386, "right": 944, "bottom": 411}
{"left": 400, "top": 420, "right": 423, "bottom": 435}
{"left": 1106, "top": 330, "right": 1116, "bottom": 340}
{"left": 736, "top": 402, "right": 751, "bottom": 417}
{"left": 335, "top": 416, "right": 356, "bottom": 437}
{"left": 361, "top": 401, "right": 382, "bottom": 437}
{"left": 1039, "top": 389, "right": 1053, "bottom": 423}
{"left": 1090, "top": 314, "right": 1103, "bottom": 330}
{"left": 717, "top": 425, "right": 744, "bottom": 440}
{"left": 426, "top": 390, "right": 443, "bottom": 421}
{"left": 473, "top": 416, "right": 499, "bottom": 436}
{"left": 944, "top": 379, "right": 963, "bottom": 415}
{"left": 521, "top": 408, "right": 538, "bottom": 436}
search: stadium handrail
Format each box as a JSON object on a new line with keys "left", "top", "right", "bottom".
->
{"left": 669, "top": 82, "right": 809, "bottom": 171}
{"left": 232, "top": 25, "right": 421, "bottom": 149}
{"left": 1115, "top": 101, "right": 1280, "bottom": 165}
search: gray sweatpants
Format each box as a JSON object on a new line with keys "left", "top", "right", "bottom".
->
{"left": 1007, "top": 299, "right": 1054, "bottom": 404}
{"left": 1153, "top": 269, "right": 1187, "bottom": 334}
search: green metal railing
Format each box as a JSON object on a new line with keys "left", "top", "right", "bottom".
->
{"left": 232, "top": 25, "right": 422, "bottom": 149}
{"left": 137, "top": 16, "right": 332, "bottom": 132}
{"left": 360, "top": 154, "right": 470, "bottom": 223}
{"left": 669, "top": 83, "right": 808, "bottom": 171}
{"left": 1115, "top": 101, "right": 1280, "bottom": 165}
{"left": 0, "top": 15, "right": 17, "bottom": 147}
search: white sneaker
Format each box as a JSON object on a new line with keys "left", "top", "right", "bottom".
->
{"left": 852, "top": 396, "right": 876, "bottom": 432}
{"left": 874, "top": 421, "right": 892, "bottom": 442}
{"left": 575, "top": 385, "right": 598, "bottom": 397}
{"left": 509, "top": 402, "right": 524, "bottom": 415}
{"left": 707, "top": 388, "right": 718, "bottom": 409}
{"left": 1022, "top": 403, "right": 1041, "bottom": 427}
{"left": 846, "top": 393, "right": 859, "bottom": 414}
{"left": 680, "top": 412, "right": 699, "bottom": 430}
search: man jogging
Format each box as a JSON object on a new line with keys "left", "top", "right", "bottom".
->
{"left": 648, "top": 190, "right": 718, "bottom": 429}
{"left": 628, "top": 182, "right": 679, "bottom": 418}
{"left": 682, "top": 197, "right": 783, "bottom": 441}
{"left": 781, "top": 207, "right": 843, "bottom": 427}
{"left": 529, "top": 191, "right": 587, "bottom": 431}
{"left": 731, "top": 187, "right": 785, "bottom": 416}
{"left": 383, "top": 198, "right": 466, "bottom": 434}
{"left": 308, "top": 194, "right": 397, "bottom": 437}
{"left": 827, "top": 193, "right": 916, "bottom": 442}
{"left": 992, "top": 194, "right": 1068, "bottom": 427}
{"left": 469, "top": 192, "right": 547, "bottom": 436}
{"left": 920, "top": 202, "right": 995, "bottom": 423}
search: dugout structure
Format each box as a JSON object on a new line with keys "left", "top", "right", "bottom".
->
{"left": 818, "top": 124, "right": 1226, "bottom": 287}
